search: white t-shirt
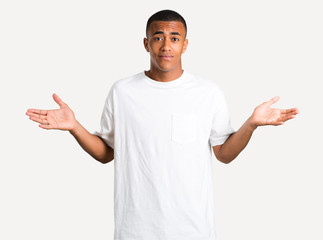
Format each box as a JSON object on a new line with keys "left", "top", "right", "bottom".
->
{"left": 94, "top": 71, "right": 235, "bottom": 240}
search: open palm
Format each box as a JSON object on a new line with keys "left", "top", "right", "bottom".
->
{"left": 250, "top": 96, "right": 299, "bottom": 127}
{"left": 26, "top": 94, "right": 76, "bottom": 130}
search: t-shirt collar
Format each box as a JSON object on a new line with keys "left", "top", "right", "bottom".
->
{"left": 142, "top": 70, "right": 187, "bottom": 88}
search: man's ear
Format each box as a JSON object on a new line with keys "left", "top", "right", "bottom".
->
{"left": 182, "top": 39, "right": 188, "bottom": 54}
{"left": 143, "top": 38, "right": 149, "bottom": 52}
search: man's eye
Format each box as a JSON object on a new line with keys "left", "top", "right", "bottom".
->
{"left": 172, "top": 37, "right": 179, "bottom": 41}
{"left": 154, "top": 37, "right": 162, "bottom": 41}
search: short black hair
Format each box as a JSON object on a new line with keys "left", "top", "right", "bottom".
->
{"left": 146, "top": 10, "right": 187, "bottom": 38}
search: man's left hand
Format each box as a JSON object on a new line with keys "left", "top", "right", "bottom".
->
{"left": 249, "top": 96, "right": 299, "bottom": 128}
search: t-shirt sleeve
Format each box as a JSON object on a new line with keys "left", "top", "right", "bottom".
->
{"left": 93, "top": 89, "right": 115, "bottom": 149}
{"left": 209, "top": 88, "right": 235, "bottom": 146}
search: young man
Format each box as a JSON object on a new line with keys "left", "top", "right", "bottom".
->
{"left": 26, "top": 10, "right": 299, "bottom": 240}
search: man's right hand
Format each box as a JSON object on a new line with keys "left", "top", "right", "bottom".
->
{"left": 26, "top": 93, "right": 76, "bottom": 131}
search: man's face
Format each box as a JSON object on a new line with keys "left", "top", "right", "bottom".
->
{"left": 144, "top": 21, "right": 188, "bottom": 74}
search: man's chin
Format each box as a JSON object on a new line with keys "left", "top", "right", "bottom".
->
{"left": 156, "top": 64, "right": 178, "bottom": 73}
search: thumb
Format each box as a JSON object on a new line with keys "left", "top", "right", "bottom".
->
{"left": 267, "top": 96, "right": 280, "bottom": 106}
{"left": 52, "top": 93, "right": 65, "bottom": 107}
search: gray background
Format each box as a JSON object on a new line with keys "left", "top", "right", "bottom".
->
{"left": 1, "top": 0, "right": 322, "bottom": 239}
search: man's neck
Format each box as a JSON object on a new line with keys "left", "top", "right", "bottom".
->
{"left": 145, "top": 68, "right": 184, "bottom": 82}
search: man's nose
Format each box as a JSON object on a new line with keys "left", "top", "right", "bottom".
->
{"left": 161, "top": 38, "right": 171, "bottom": 51}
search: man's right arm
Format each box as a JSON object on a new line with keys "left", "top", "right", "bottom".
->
{"left": 26, "top": 93, "right": 114, "bottom": 164}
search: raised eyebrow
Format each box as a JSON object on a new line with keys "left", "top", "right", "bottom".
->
{"left": 153, "top": 31, "right": 164, "bottom": 35}
{"left": 152, "top": 31, "right": 181, "bottom": 36}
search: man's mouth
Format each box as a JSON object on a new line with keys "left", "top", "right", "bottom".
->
{"left": 159, "top": 55, "right": 173, "bottom": 60}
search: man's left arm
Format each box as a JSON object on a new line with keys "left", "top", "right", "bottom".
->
{"left": 213, "top": 96, "right": 299, "bottom": 164}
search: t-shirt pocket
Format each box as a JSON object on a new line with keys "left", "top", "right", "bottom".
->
{"left": 171, "top": 113, "right": 198, "bottom": 144}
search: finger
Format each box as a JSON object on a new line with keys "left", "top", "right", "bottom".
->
{"left": 39, "top": 124, "right": 53, "bottom": 130}
{"left": 53, "top": 93, "right": 65, "bottom": 107}
{"left": 267, "top": 96, "right": 280, "bottom": 106}
{"left": 268, "top": 121, "right": 283, "bottom": 126}
{"left": 290, "top": 108, "right": 300, "bottom": 114}
{"left": 279, "top": 114, "right": 296, "bottom": 123}
{"left": 26, "top": 109, "right": 48, "bottom": 116}
{"left": 295, "top": 108, "right": 300, "bottom": 114}
{"left": 26, "top": 112, "right": 47, "bottom": 120}
{"left": 280, "top": 108, "right": 299, "bottom": 115}
{"left": 280, "top": 111, "right": 299, "bottom": 121}
{"left": 29, "top": 116, "right": 48, "bottom": 125}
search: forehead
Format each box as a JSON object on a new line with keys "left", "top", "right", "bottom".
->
{"left": 148, "top": 21, "right": 186, "bottom": 36}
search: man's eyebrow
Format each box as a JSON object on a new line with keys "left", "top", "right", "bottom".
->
{"left": 152, "top": 31, "right": 181, "bottom": 36}
{"left": 153, "top": 31, "right": 164, "bottom": 35}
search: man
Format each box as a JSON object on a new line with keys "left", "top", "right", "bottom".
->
{"left": 26, "top": 9, "right": 298, "bottom": 240}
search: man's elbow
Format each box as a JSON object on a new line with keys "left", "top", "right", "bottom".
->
{"left": 213, "top": 145, "right": 234, "bottom": 164}
{"left": 217, "top": 155, "right": 234, "bottom": 164}
{"left": 100, "top": 141, "right": 114, "bottom": 164}
{"left": 100, "top": 158, "right": 114, "bottom": 164}
{"left": 101, "top": 151, "right": 114, "bottom": 164}
{"left": 94, "top": 148, "right": 114, "bottom": 164}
